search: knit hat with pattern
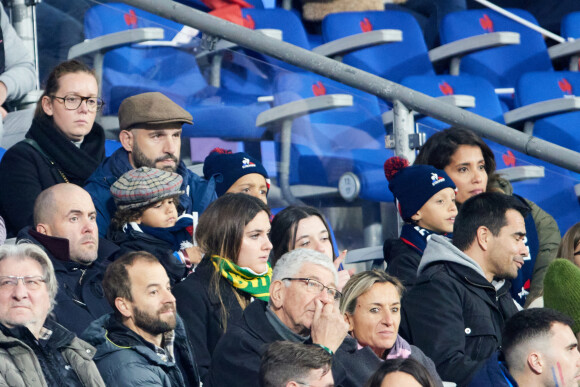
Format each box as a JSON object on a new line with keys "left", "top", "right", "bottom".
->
{"left": 111, "top": 167, "right": 184, "bottom": 210}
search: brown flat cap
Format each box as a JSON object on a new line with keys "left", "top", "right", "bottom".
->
{"left": 118, "top": 92, "right": 193, "bottom": 131}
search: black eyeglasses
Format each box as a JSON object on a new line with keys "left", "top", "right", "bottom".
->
{"left": 282, "top": 277, "right": 342, "bottom": 300}
{"left": 52, "top": 94, "right": 104, "bottom": 112}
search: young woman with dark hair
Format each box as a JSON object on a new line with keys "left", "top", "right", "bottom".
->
{"left": 270, "top": 205, "right": 353, "bottom": 290}
{"left": 0, "top": 59, "right": 106, "bottom": 235}
{"left": 172, "top": 193, "right": 272, "bottom": 382}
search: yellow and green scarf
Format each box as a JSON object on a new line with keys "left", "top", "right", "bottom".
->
{"left": 211, "top": 255, "right": 272, "bottom": 301}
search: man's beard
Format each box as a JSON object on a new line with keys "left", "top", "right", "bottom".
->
{"left": 132, "top": 141, "right": 179, "bottom": 173}
{"left": 133, "top": 303, "right": 177, "bottom": 336}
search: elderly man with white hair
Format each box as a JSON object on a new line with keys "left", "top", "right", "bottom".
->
{"left": 0, "top": 243, "right": 104, "bottom": 386}
{"left": 208, "top": 248, "right": 381, "bottom": 387}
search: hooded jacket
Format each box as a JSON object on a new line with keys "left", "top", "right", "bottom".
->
{"left": 81, "top": 314, "right": 200, "bottom": 387}
{"left": 17, "top": 227, "right": 119, "bottom": 336}
{"left": 84, "top": 147, "right": 216, "bottom": 238}
{"left": 399, "top": 235, "right": 519, "bottom": 387}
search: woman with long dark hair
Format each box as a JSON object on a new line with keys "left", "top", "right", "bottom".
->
{"left": 173, "top": 193, "right": 272, "bottom": 382}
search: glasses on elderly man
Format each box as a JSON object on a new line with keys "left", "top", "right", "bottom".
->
{"left": 0, "top": 276, "right": 46, "bottom": 291}
{"left": 282, "top": 278, "right": 342, "bottom": 301}
{"left": 52, "top": 94, "right": 105, "bottom": 112}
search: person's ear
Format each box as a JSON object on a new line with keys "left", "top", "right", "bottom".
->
{"left": 411, "top": 211, "right": 422, "bottom": 222}
{"left": 476, "top": 226, "right": 490, "bottom": 251}
{"left": 115, "top": 297, "right": 133, "bottom": 318}
{"left": 269, "top": 281, "right": 285, "bottom": 309}
{"left": 344, "top": 313, "right": 354, "bottom": 332}
{"left": 119, "top": 130, "right": 134, "bottom": 152}
{"left": 41, "top": 96, "right": 54, "bottom": 117}
{"left": 527, "top": 352, "right": 544, "bottom": 374}
{"left": 36, "top": 223, "right": 49, "bottom": 235}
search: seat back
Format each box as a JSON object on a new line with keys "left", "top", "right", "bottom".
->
{"left": 84, "top": 3, "right": 208, "bottom": 114}
{"left": 561, "top": 11, "right": 580, "bottom": 39}
{"left": 402, "top": 74, "right": 505, "bottom": 127}
{"left": 217, "top": 8, "right": 311, "bottom": 96}
{"left": 440, "top": 9, "right": 553, "bottom": 89}
{"left": 515, "top": 71, "right": 580, "bottom": 154}
{"left": 322, "top": 10, "right": 434, "bottom": 83}
{"left": 272, "top": 72, "right": 386, "bottom": 186}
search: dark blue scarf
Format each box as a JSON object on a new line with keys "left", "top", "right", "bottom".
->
{"left": 399, "top": 224, "right": 450, "bottom": 255}
{"left": 131, "top": 215, "right": 194, "bottom": 252}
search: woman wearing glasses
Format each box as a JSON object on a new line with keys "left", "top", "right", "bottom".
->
{"left": 0, "top": 59, "right": 106, "bottom": 236}
{"left": 173, "top": 193, "right": 273, "bottom": 383}
{"left": 340, "top": 270, "right": 443, "bottom": 386}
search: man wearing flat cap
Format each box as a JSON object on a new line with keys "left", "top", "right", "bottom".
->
{"left": 85, "top": 92, "right": 216, "bottom": 237}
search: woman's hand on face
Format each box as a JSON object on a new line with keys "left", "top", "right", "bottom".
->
{"left": 334, "top": 250, "right": 355, "bottom": 292}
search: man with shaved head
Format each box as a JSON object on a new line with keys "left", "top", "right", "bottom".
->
{"left": 16, "top": 183, "right": 119, "bottom": 335}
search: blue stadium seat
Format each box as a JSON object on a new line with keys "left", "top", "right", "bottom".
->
{"left": 439, "top": 9, "right": 553, "bottom": 89}
{"left": 561, "top": 11, "right": 580, "bottom": 39}
{"left": 257, "top": 72, "right": 392, "bottom": 198}
{"left": 80, "top": 3, "right": 269, "bottom": 141}
{"left": 322, "top": 10, "right": 434, "bottom": 84}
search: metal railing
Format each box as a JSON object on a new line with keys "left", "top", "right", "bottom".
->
{"left": 123, "top": 0, "right": 580, "bottom": 173}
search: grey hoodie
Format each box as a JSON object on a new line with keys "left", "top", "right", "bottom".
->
{"left": 418, "top": 234, "right": 511, "bottom": 295}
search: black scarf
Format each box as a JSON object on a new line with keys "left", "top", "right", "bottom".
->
{"left": 26, "top": 115, "right": 106, "bottom": 183}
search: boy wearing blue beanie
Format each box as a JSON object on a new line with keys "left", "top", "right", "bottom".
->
{"left": 383, "top": 156, "right": 457, "bottom": 288}
{"left": 203, "top": 148, "right": 270, "bottom": 204}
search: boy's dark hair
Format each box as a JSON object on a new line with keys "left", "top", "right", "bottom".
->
{"left": 109, "top": 194, "right": 180, "bottom": 231}
{"left": 102, "top": 251, "right": 160, "bottom": 319}
{"left": 259, "top": 341, "right": 332, "bottom": 387}
{"left": 452, "top": 192, "right": 530, "bottom": 252}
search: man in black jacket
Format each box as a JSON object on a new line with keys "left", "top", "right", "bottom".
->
{"left": 208, "top": 248, "right": 380, "bottom": 387}
{"left": 17, "top": 183, "right": 119, "bottom": 336}
{"left": 400, "top": 192, "right": 529, "bottom": 386}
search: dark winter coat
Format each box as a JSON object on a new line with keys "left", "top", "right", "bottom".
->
{"left": 173, "top": 256, "right": 245, "bottom": 382}
{"left": 384, "top": 238, "right": 422, "bottom": 289}
{"left": 107, "top": 225, "right": 187, "bottom": 285}
{"left": 84, "top": 147, "right": 216, "bottom": 238}
{"left": 82, "top": 314, "right": 200, "bottom": 387}
{"left": 467, "top": 351, "right": 519, "bottom": 387}
{"left": 208, "top": 300, "right": 382, "bottom": 387}
{"left": 399, "top": 235, "right": 519, "bottom": 387}
{"left": 17, "top": 227, "right": 118, "bottom": 336}
{"left": 0, "top": 115, "right": 105, "bottom": 235}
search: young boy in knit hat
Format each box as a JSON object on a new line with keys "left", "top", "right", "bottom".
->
{"left": 383, "top": 156, "right": 457, "bottom": 289}
{"left": 108, "top": 167, "right": 197, "bottom": 283}
{"left": 203, "top": 148, "right": 270, "bottom": 204}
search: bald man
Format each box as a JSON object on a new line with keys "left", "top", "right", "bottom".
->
{"left": 16, "top": 183, "right": 119, "bottom": 335}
